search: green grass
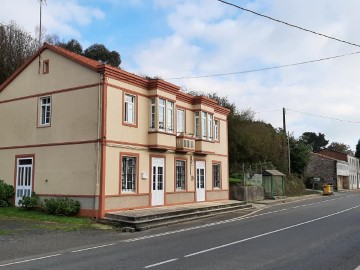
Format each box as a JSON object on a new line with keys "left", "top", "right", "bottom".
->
{"left": 0, "top": 207, "right": 94, "bottom": 230}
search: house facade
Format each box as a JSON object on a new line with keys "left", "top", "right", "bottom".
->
{"left": 0, "top": 43, "right": 230, "bottom": 218}
{"left": 314, "top": 149, "right": 359, "bottom": 190}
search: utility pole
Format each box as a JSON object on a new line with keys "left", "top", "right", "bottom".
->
{"left": 283, "top": 108, "right": 291, "bottom": 175}
{"left": 38, "top": 0, "right": 46, "bottom": 74}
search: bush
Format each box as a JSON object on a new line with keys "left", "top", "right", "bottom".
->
{"left": 42, "top": 197, "right": 80, "bottom": 216}
{"left": 18, "top": 192, "right": 39, "bottom": 210}
{"left": 0, "top": 180, "right": 15, "bottom": 207}
{"left": 285, "top": 174, "right": 307, "bottom": 196}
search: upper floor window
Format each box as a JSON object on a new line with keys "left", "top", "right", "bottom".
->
{"left": 214, "top": 119, "right": 219, "bottom": 141}
{"left": 195, "top": 112, "right": 200, "bottom": 138}
{"left": 167, "top": 101, "right": 174, "bottom": 132}
{"left": 40, "top": 96, "right": 51, "bottom": 126}
{"left": 195, "top": 111, "right": 214, "bottom": 141}
{"left": 149, "top": 97, "right": 174, "bottom": 133}
{"left": 43, "top": 60, "right": 49, "bottom": 74}
{"left": 150, "top": 98, "right": 156, "bottom": 129}
{"left": 124, "top": 94, "right": 135, "bottom": 124}
{"left": 208, "top": 114, "right": 213, "bottom": 141}
{"left": 177, "top": 109, "right": 185, "bottom": 135}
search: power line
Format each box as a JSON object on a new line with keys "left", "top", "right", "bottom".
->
{"left": 166, "top": 51, "right": 360, "bottom": 80}
{"left": 217, "top": 0, "right": 360, "bottom": 48}
{"left": 286, "top": 108, "right": 360, "bottom": 124}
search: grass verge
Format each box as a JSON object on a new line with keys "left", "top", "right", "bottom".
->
{"left": 0, "top": 207, "right": 94, "bottom": 231}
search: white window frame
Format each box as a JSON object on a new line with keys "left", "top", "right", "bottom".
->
{"left": 176, "top": 160, "right": 186, "bottom": 190}
{"left": 201, "top": 112, "right": 207, "bottom": 139}
{"left": 124, "top": 94, "right": 135, "bottom": 124}
{"left": 177, "top": 109, "right": 185, "bottom": 135}
{"left": 167, "top": 101, "right": 174, "bottom": 133}
{"left": 158, "top": 98, "right": 166, "bottom": 131}
{"left": 40, "top": 96, "right": 51, "bottom": 126}
{"left": 150, "top": 98, "right": 156, "bottom": 130}
{"left": 214, "top": 119, "right": 219, "bottom": 141}
{"left": 195, "top": 112, "right": 200, "bottom": 138}
{"left": 122, "top": 156, "right": 137, "bottom": 193}
{"left": 208, "top": 114, "right": 213, "bottom": 141}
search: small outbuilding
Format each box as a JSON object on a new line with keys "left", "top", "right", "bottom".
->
{"left": 262, "top": 170, "right": 285, "bottom": 199}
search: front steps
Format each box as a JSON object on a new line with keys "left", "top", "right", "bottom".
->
{"left": 100, "top": 200, "right": 253, "bottom": 231}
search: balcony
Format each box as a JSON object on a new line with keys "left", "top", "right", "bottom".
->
{"left": 148, "top": 131, "right": 176, "bottom": 151}
{"left": 195, "top": 139, "right": 215, "bottom": 155}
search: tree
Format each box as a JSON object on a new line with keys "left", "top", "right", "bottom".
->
{"left": 55, "top": 40, "right": 121, "bottom": 68}
{"left": 84, "top": 44, "right": 121, "bottom": 67}
{"left": 355, "top": 139, "right": 360, "bottom": 158}
{"left": 300, "top": 132, "right": 328, "bottom": 152}
{"left": 0, "top": 21, "right": 38, "bottom": 84}
{"left": 327, "top": 142, "right": 354, "bottom": 155}
{"left": 289, "top": 135, "right": 312, "bottom": 175}
{"left": 57, "top": 39, "right": 83, "bottom": 55}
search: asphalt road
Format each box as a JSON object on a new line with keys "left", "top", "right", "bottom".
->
{"left": 1, "top": 191, "right": 360, "bottom": 270}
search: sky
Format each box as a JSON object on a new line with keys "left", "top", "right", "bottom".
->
{"left": 2, "top": 0, "right": 360, "bottom": 150}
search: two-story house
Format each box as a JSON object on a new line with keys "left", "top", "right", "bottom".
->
{"left": 0, "top": 43, "right": 230, "bottom": 218}
{"left": 317, "top": 149, "right": 359, "bottom": 190}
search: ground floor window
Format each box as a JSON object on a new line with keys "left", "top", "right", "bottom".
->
{"left": 122, "top": 156, "right": 137, "bottom": 192}
{"left": 213, "top": 163, "right": 221, "bottom": 188}
{"left": 176, "top": 160, "right": 186, "bottom": 190}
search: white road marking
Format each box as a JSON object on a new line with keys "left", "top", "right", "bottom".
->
{"left": 184, "top": 204, "right": 360, "bottom": 258}
{"left": 124, "top": 195, "right": 354, "bottom": 243}
{"left": 1, "top": 194, "right": 355, "bottom": 268}
{"left": 71, "top": 243, "right": 116, "bottom": 253}
{"left": 144, "top": 258, "right": 178, "bottom": 268}
{"left": 0, "top": 254, "right": 62, "bottom": 267}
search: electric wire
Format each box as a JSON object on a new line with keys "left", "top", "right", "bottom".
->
{"left": 217, "top": 0, "right": 360, "bottom": 48}
{"left": 166, "top": 51, "right": 360, "bottom": 80}
{"left": 286, "top": 108, "right": 360, "bottom": 124}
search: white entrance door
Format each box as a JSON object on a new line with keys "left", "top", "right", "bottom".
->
{"left": 15, "top": 158, "right": 33, "bottom": 206}
{"left": 196, "top": 161, "right": 206, "bottom": 202}
{"left": 151, "top": 157, "right": 165, "bottom": 206}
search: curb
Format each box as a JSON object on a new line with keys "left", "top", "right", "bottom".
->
{"left": 251, "top": 193, "right": 323, "bottom": 206}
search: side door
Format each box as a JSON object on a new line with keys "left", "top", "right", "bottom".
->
{"left": 15, "top": 158, "right": 33, "bottom": 206}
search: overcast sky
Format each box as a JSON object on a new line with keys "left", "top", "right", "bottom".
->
{"left": 2, "top": 0, "right": 360, "bottom": 150}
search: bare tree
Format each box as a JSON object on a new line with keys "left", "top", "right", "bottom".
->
{"left": 0, "top": 21, "right": 38, "bottom": 84}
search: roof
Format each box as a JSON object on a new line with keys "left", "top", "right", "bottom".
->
{"left": 262, "top": 170, "right": 285, "bottom": 176}
{"left": 0, "top": 43, "right": 231, "bottom": 115}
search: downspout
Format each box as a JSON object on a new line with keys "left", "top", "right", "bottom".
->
{"left": 94, "top": 72, "right": 102, "bottom": 216}
{"left": 98, "top": 71, "right": 107, "bottom": 218}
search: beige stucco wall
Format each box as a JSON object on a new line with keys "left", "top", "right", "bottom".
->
{"left": 0, "top": 143, "right": 99, "bottom": 196}
{"left": 166, "top": 192, "right": 195, "bottom": 205}
{"left": 0, "top": 87, "right": 100, "bottom": 147}
{"left": 105, "top": 195, "right": 149, "bottom": 210}
{"left": 206, "top": 190, "right": 228, "bottom": 201}
{"left": 0, "top": 50, "right": 99, "bottom": 101}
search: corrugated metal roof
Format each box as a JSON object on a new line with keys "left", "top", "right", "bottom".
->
{"left": 263, "top": 169, "right": 285, "bottom": 176}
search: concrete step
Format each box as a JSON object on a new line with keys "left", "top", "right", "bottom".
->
{"left": 101, "top": 203, "right": 253, "bottom": 231}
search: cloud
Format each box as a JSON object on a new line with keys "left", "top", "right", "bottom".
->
{"left": 133, "top": 0, "right": 360, "bottom": 149}
{"left": 0, "top": 0, "right": 104, "bottom": 38}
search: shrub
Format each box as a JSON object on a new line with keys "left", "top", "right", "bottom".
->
{"left": 42, "top": 197, "right": 80, "bottom": 216}
{"left": 285, "top": 174, "right": 307, "bottom": 196}
{"left": 0, "top": 180, "right": 15, "bottom": 207}
{"left": 18, "top": 192, "right": 39, "bottom": 210}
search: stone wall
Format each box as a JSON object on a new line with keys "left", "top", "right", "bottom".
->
{"left": 230, "top": 184, "right": 264, "bottom": 201}
{"left": 304, "top": 153, "right": 337, "bottom": 184}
